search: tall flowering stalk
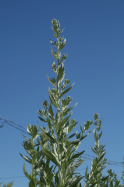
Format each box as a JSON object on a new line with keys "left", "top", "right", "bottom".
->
{"left": 20, "top": 19, "right": 112, "bottom": 187}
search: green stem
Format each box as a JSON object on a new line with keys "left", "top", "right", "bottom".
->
{"left": 57, "top": 36, "right": 60, "bottom": 187}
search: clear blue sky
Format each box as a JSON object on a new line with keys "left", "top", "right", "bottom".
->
{"left": 0, "top": 0, "right": 124, "bottom": 187}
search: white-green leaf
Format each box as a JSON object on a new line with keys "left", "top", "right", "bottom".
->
{"left": 39, "top": 142, "right": 61, "bottom": 167}
{"left": 23, "top": 163, "right": 31, "bottom": 180}
{"left": 38, "top": 116, "right": 47, "bottom": 122}
{"left": 66, "top": 158, "right": 87, "bottom": 177}
{"left": 58, "top": 112, "right": 72, "bottom": 134}
{"left": 57, "top": 62, "right": 65, "bottom": 83}
{"left": 51, "top": 61, "right": 57, "bottom": 74}
{"left": 60, "top": 54, "right": 67, "bottom": 62}
{"left": 59, "top": 38, "right": 66, "bottom": 51}
{"left": 48, "top": 87, "right": 58, "bottom": 108}
{"left": 59, "top": 82, "right": 75, "bottom": 99}
{"left": 68, "top": 119, "right": 78, "bottom": 133}
{"left": 51, "top": 47, "right": 58, "bottom": 60}
{"left": 71, "top": 151, "right": 85, "bottom": 161}
{"left": 46, "top": 74, "right": 57, "bottom": 88}
{"left": 19, "top": 153, "right": 32, "bottom": 164}
{"left": 38, "top": 125, "right": 57, "bottom": 143}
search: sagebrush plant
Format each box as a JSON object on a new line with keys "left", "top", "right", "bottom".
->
{"left": 20, "top": 19, "right": 119, "bottom": 187}
{"left": 20, "top": 18, "right": 93, "bottom": 187}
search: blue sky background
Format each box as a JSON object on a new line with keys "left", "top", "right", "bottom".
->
{"left": 0, "top": 0, "right": 124, "bottom": 186}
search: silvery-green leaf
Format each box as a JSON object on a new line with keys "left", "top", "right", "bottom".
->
{"left": 59, "top": 36, "right": 64, "bottom": 42}
{"left": 60, "top": 53, "right": 67, "bottom": 62}
{"left": 38, "top": 116, "right": 47, "bottom": 122}
{"left": 19, "top": 153, "right": 32, "bottom": 164}
{"left": 48, "top": 87, "right": 58, "bottom": 108}
{"left": 27, "top": 124, "right": 31, "bottom": 135}
{"left": 61, "top": 95, "right": 72, "bottom": 107}
{"left": 51, "top": 61, "right": 57, "bottom": 74}
{"left": 62, "top": 103, "right": 78, "bottom": 117}
{"left": 67, "top": 158, "right": 87, "bottom": 177}
{"left": 69, "top": 176, "right": 84, "bottom": 187}
{"left": 64, "top": 79, "right": 70, "bottom": 86}
{"left": 51, "top": 88, "right": 58, "bottom": 98}
{"left": 46, "top": 117, "right": 53, "bottom": 130}
{"left": 71, "top": 151, "right": 85, "bottom": 161}
{"left": 22, "top": 133, "right": 30, "bottom": 141}
{"left": 38, "top": 125, "right": 57, "bottom": 143}
{"left": 70, "top": 139, "right": 81, "bottom": 145}
{"left": 39, "top": 142, "right": 61, "bottom": 167}
{"left": 51, "top": 47, "right": 58, "bottom": 60}
{"left": 55, "top": 170, "right": 59, "bottom": 185}
{"left": 23, "top": 163, "right": 31, "bottom": 180}
{"left": 57, "top": 62, "right": 65, "bottom": 83}
{"left": 63, "top": 126, "right": 68, "bottom": 135}
{"left": 50, "top": 39, "right": 57, "bottom": 47}
{"left": 64, "top": 176, "right": 84, "bottom": 187}
{"left": 57, "top": 50, "right": 61, "bottom": 59}
{"left": 59, "top": 38, "right": 66, "bottom": 51}
{"left": 38, "top": 109, "right": 44, "bottom": 116}
{"left": 53, "top": 143, "right": 58, "bottom": 157}
{"left": 60, "top": 27, "right": 65, "bottom": 34}
{"left": 59, "top": 82, "right": 75, "bottom": 99}
{"left": 46, "top": 74, "right": 57, "bottom": 88}
{"left": 68, "top": 119, "right": 78, "bottom": 133}
{"left": 68, "top": 133, "right": 76, "bottom": 139}
{"left": 99, "top": 130, "right": 102, "bottom": 139}
{"left": 62, "top": 107, "right": 72, "bottom": 117}
{"left": 48, "top": 103, "right": 54, "bottom": 120}
{"left": 57, "top": 112, "right": 72, "bottom": 134}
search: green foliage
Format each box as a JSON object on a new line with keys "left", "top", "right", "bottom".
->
{"left": 20, "top": 18, "right": 94, "bottom": 187}
{"left": 107, "top": 169, "right": 121, "bottom": 187}
{"left": 83, "top": 114, "right": 121, "bottom": 187}
{"left": 0, "top": 181, "right": 14, "bottom": 187}
{"left": 20, "top": 19, "right": 121, "bottom": 187}
{"left": 83, "top": 114, "right": 109, "bottom": 187}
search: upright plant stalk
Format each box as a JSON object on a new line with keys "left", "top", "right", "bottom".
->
{"left": 37, "top": 18, "right": 94, "bottom": 187}
{"left": 83, "top": 114, "right": 109, "bottom": 187}
{"left": 20, "top": 19, "right": 112, "bottom": 187}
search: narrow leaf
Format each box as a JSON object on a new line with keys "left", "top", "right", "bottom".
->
{"left": 39, "top": 141, "right": 61, "bottom": 167}
{"left": 48, "top": 87, "right": 58, "bottom": 108}
{"left": 51, "top": 47, "right": 58, "bottom": 60}
{"left": 59, "top": 82, "right": 75, "bottom": 99}
{"left": 38, "top": 125, "right": 57, "bottom": 143}
{"left": 46, "top": 74, "right": 57, "bottom": 88}
{"left": 38, "top": 116, "right": 47, "bottom": 122}
{"left": 68, "top": 119, "right": 78, "bottom": 133}
{"left": 58, "top": 112, "right": 72, "bottom": 134}
{"left": 23, "top": 163, "right": 31, "bottom": 180}
{"left": 71, "top": 151, "right": 85, "bottom": 161}
{"left": 57, "top": 63, "right": 65, "bottom": 83}
{"left": 19, "top": 153, "right": 32, "bottom": 164}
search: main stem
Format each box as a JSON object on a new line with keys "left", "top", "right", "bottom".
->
{"left": 57, "top": 37, "right": 61, "bottom": 187}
